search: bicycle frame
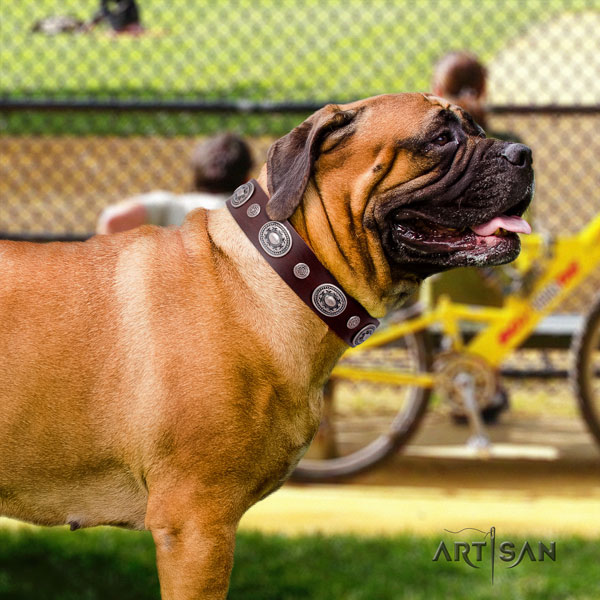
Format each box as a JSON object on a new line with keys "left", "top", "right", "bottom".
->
{"left": 332, "top": 211, "right": 600, "bottom": 388}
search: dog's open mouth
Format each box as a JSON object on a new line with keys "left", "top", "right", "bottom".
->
{"left": 392, "top": 212, "right": 531, "bottom": 254}
{"left": 378, "top": 135, "right": 535, "bottom": 278}
{"left": 389, "top": 204, "right": 531, "bottom": 276}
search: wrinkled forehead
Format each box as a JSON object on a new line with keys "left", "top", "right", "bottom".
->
{"left": 342, "top": 93, "right": 480, "bottom": 140}
{"left": 420, "top": 93, "right": 484, "bottom": 137}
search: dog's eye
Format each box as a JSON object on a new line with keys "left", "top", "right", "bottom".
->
{"left": 433, "top": 132, "right": 452, "bottom": 146}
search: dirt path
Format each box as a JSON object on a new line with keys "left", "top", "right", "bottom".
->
{"left": 240, "top": 482, "right": 600, "bottom": 538}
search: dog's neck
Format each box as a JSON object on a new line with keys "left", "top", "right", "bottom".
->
{"left": 204, "top": 172, "right": 347, "bottom": 389}
{"left": 225, "top": 176, "right": 378, "bottom": 347}
{"left": 288, "top": 179, "right": 417, "bottom": 318}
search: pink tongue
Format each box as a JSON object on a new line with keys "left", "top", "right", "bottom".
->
{"left": 471, "top": 215, "right": 531, "bottom": 236}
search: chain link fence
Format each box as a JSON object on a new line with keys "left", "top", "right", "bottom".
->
{"left": 1, "top": 1, "right": 598, "bottom": 233}
{"left": 1, "top": 1, "right": 600, "bottom": 430}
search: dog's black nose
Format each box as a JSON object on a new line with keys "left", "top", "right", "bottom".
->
{"left": 501, "top": 143, "right": 532, "bottom": 168}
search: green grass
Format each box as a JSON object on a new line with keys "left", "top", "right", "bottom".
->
{"left": 1, "top": 0, "right": 598, "bottom": 135}
{"left": 0, "top": 525, "right": 598, "bottom": 599}
{"left": 2, "top": 0, "right": 595, "bottom": 101}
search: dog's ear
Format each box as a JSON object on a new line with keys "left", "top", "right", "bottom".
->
{"left": 266, "top": 105, "right": 357, "bottom": 221}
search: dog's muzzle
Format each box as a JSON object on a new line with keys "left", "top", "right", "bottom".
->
{"left": 381, "top": 140, "right": 535, "bottom": 278}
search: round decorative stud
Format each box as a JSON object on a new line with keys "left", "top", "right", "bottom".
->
{"left": 247, "top": 203, "right": 261, "bottom": 218}
{"left": 293, "top": 263, "right": 310, "bottom": 279}
{"left": 352, "top": 324, "right": 377, "bottom": 346}
{"left": 312, "top": 284, "right": 347, "bottom": 317}
{"left": 258, "top": 221, "right": 293, "bottom": 257}
{"left": 230, "top": 181, "right": 254, "bottom": 208}
{"left": 346, "top": 315, "right": 361, "bottom": 329}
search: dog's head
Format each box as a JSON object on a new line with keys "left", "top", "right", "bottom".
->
{"left": 265, "top": 93, "right": 534, "bottom": 316}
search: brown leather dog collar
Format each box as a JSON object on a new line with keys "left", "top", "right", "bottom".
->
{"left": 226, "top": 180, "right": 379, "bottom": 347}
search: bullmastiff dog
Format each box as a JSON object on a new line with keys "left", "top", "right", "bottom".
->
{"left": 0, "top": 93, "right": 533, "bottom": 599}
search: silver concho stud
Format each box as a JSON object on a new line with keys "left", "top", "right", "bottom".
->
{"left": 352, "top": 324, "right": 377, "bottom": 346}
{"left": 293, "top": 263, "right": 310, "bottom": 279}
{"left": 312, "top": 283, "right": 347, "bottom": 317}
{"left": 258, "top": 221, "right": 292, "bottom": 257}
{"left": 247, "top": 203, "right": 260, "bottom": 218}
{"left": 230, "top": 181, "right": 254, "bottom": 208}
{"left": 346, "top": 315, "right": 361, "bottom": 329}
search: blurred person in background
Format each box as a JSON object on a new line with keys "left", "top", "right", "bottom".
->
{"left": 97, "top": 133, "right": 253, "bottom": 234}
{"left": 88, "top": 0, "right": 144, "bottom": 35}
{"left": 432, "top": 50, "right": 489, "bottom": 129}
{"left": 432, "top": 50, "right": 522, "bottom": 142}
{"left": 32, "top": 0, "right": 144, "bottom": 36}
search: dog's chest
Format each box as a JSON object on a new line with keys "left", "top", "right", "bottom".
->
{"left": 254, "top": 387, "right": 322, "bottom": 500}
{"left": 256, "top": 440, "right": 312, "bottom": 502}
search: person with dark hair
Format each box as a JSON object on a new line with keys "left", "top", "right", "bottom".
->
{"left": 432, "top": 51, "right": 487, "bottom": 97}
{"left": 190, "top": 134, "right": 253, "bottom": 194}
{"left": 432, "top": 51, "right": 488, "bottom": 129}
{"left": 97, "top": 134, "right": 253, "bottom": 234}
{"left": 87, "top": 0, "right": 144, "bottom": 35}
{"left": 432, "top": 50, "right": 523, "bottom": 142}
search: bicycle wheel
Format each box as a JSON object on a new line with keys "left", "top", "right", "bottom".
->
{"left": 292, "top": 329, "right": 431, "bottom": 481}
{"left": 571, "top": 296, "right": 600, "bottom": 449}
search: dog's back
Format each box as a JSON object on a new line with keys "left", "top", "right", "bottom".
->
{"left": 0, "top": 227, "right": 195, "bottom": 529}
